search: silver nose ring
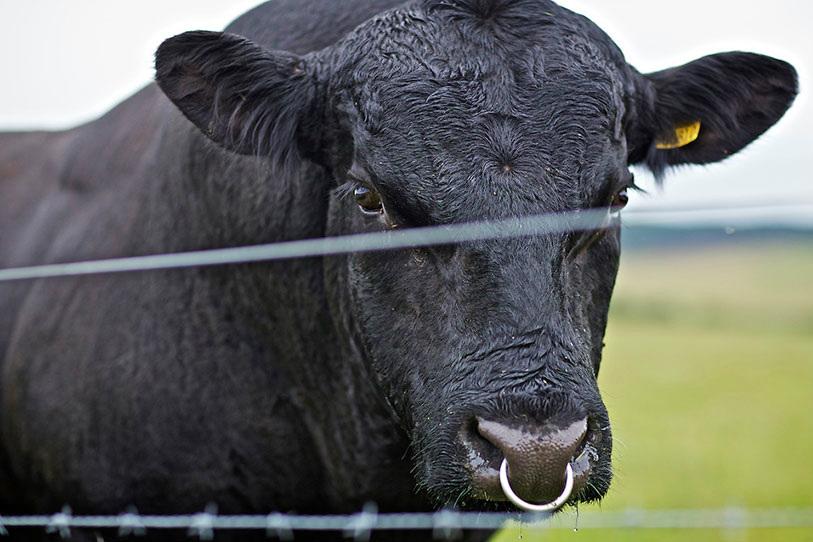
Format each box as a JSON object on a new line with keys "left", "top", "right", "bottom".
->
{"left": 499, "top": 459, "right": 574, "bottom": 512}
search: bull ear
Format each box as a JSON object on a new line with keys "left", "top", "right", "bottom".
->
{"left": 628, "top": 52, "right": 798, "bottom": 176}
{"left": 155, "top": 31, "right": 319, "bottom": 169}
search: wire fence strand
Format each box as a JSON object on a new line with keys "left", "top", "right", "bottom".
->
{"left": 0, "top": 203, "right": 810, "bottom": 283}
{"left": 2, "top": 507, "right": 813, "bottom": 539}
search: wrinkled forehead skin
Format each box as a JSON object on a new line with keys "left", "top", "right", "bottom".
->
{"left": 326, "top": 0, "right": 634, "bottom": 222}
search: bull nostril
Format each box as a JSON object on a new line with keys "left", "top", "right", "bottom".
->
{"left": 475, "top": 416, "right": 588, "bottom": 503}
{"left": 460, "top": 417, "right": 503, "bottom": 466}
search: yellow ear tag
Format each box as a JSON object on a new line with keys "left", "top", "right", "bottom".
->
{"left": 656, "top": 120, "right": 702, "bottom": 150}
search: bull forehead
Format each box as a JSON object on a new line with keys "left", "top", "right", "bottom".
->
{"left": 357, "top": 126, "right": 623, "bottom": 224}
{"left": 362, "top": 66, "right": 624, "bottom": 162}
{"left": 339, "top": 2, "right": 627, "bottom": 91}
{"left": 336, "top": 4, "right": 629, "bottom": 221}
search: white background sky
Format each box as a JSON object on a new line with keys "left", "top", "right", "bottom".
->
{"left": 0, "top": 1, "right": 810, "bottom": 221}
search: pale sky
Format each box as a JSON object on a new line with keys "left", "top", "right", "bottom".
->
{"left": 0, "top": 1, "right": 810, "bottom": 223}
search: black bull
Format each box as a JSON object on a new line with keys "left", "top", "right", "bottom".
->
{"left": 0, "top": 0, "right": 797, "bottom": 540}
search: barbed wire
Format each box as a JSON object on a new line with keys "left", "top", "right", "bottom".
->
{"left": 1, "top": 506, "right": 812, "bottom": 539}
{"left": 0, "top": 202, "right": 810, "bottom": 283}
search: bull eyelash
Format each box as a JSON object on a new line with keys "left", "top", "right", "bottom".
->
{"left": 626, "top": 174, "right": 646, "bottom": 194}
{"left": 334, "top": 180, "right": 359, "bottom": 200}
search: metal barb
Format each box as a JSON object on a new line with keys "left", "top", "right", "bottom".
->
{"left": 266, "top": 512, "right": 294, "bottom": 541}
{"left": 118, "top": 507, "right": 146, "bottom": 537}
{"left": 46, "top": 506, "right": 72, "bottom": 539}
{"left": 188, "top": 504, "right": 218, "bottom": 541}
{"left": 432, "top": 509, "right": 462, "bottom": 540}
{"left": 344, "top": 503, "right": 378, "bottom": 542}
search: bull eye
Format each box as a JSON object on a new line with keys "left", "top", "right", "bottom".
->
{"left": 353, "top": 185, "right": 384, "bottom": 215}
{"left": 611, "top": 189, "right": 629, "bottom": 211}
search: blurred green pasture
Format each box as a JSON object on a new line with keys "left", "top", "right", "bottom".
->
{"left": 494, "top": 241, "right": 813, "bottom": 542}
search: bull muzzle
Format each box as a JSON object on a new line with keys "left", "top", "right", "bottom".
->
{"left": 460, "top": 415, "right": 594, "bottom": 510}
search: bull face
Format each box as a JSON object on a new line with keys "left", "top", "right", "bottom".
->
{"left": 155, "top": 0, "right": 797, "bottom": 509}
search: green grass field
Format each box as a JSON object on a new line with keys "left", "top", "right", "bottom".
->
{"left": 494, "top": 240, "right": 813, "bottom": 542}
